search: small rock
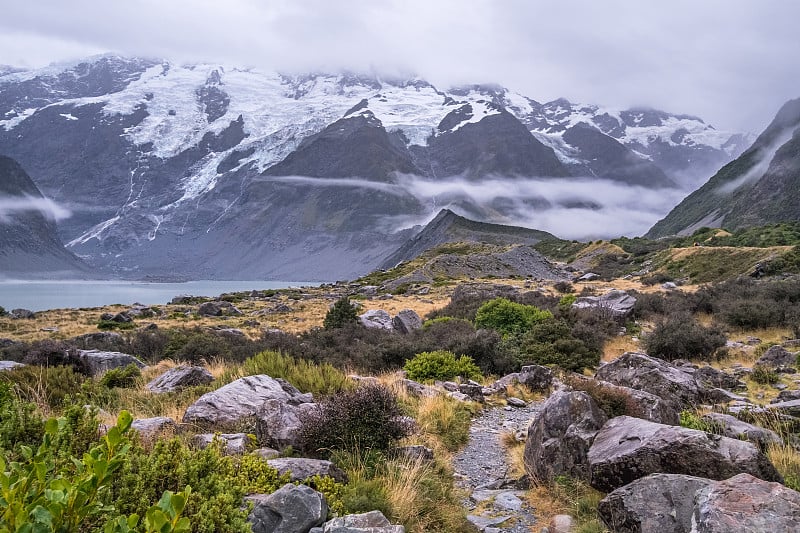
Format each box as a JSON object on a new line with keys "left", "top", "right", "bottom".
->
{"left": 146, "top": 366, "right": 214, "bottom": 393}
{"left": 392, "top": 309, "right": 422, "bottom": 334}
{"left": 10, "top": 308, "right": 35, "bottom": 319}
{"left": 549, "top": 515, "right": 575, "bottom": 533}
{"left": 247, "top": 483, "right": 327, "bottom": 533}
{"left": 395, "top": 445, "right": 434, "bottom": 462}
{"left": 507, "top": 397, "right": 527, "bottom": 408}
{"left": 131, "top": 417, "right": 176, "bottom": 439}
{"left": 266, "top": 458, "right": 348, "bottom": 483}
{"left": 193, "top": 433, "right": 250, "bottom": 455}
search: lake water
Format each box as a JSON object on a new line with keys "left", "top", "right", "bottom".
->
{"left": 0, "top": 280, "right": 318, "bottom": 312}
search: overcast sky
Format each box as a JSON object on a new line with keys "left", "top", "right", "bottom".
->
{"left": 0, "top": 0, "right": 797, "bottom": 133}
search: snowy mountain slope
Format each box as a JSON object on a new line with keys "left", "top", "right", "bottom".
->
{"left": 0, "top": 55, "right": 751, "bottom": 280}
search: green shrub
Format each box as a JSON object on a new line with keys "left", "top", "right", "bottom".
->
{"left": 0, "top": 364, "right": 86, "bottom": 409}
{"left": 323, "top": 296, "right": 360, "bottom": 330}
{"left": 298, "top": 384, "right": 413, "bottom": 457}
{"left": 101, "top": 363, "right": 143, "bottom": 389}
{"left": 679, "top": 410, "right": 720, "bottom": 432}
{"left": 517, "top": 319, "right": 600, "bottom": 372}
{"left": 0, "top": 382, "right": 44, "bottom": 456}
{"left": 98, "top": 320, "right": 136, "bottom": 331}
{"left": 474, "top": 298, "right": 553, "bottom": 336}
{"left": 241, "top": 350, "right": 353, "bottom": 395}
{"left": 558, "top": 293, "right": 577, "bottom": 310}
{"left": 403, "top": 350, "right": 482, "bottom": 382}
{"left": 554, "top": 281, "right": 574, "bottom": 294}
{"left": 750, "top": 365, "right": 780, "bottom": 385}
{"left": 643, "top": 314, "right": 726, "bottom": 362}
{"left": 0, "top": 305, "right": 6, "bottom": 316}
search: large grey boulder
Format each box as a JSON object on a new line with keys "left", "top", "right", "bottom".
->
{"left": 598, "top": 473, "right": 713, "bottom": 533}
{"left": 255, "top": 399, "right": 317, "bottom": 450}
{"left": 146, "top": 365, "right": 214, "bottom": 393}
{"left": 193, "top": 433, "right": 251, "bottom": 455}
{"left": 774, "top": 389, "right": 800, "bottom": 403}
{"left": 756, "top": 345, "right": 798, "bottom": 372}
{"left": 131, "top": 417, "right": 176, "bottom": 439}
{"left": 392, "top": 309, "right": 422, "bottom": 334}
{"left": 692, "top": 473, "right": 800, "bottom": 532}
{"left": 266, "top": 458, "right": 347, "bottom": 484}
{"left": 247, "top": 483, "right": 327, "bottom": 533}
{"left": 524, "top": 390, "right": 607, "bottom": 483}
{"left": 587, "top": 416, "right": 782, "bottom": 493}
{"left": 10, "top": 308, "right": 35, "bottom": 319}
{"left": 358, "top": 310, "right": 393, "bottom": 330}
{"left": 569, "top": 375, "right": 680, "bottom": 425}
{"left": 0, "top": 361, "right": 24, "bottom": 371}
{"left": 691, "top": 365, "right": 746, "bottom": 391}
{"left": 701, "top": 413, "right": 782, "bottom": 449}
{"left": 182, "top": 375, "right": 311, "bottom": 430}
{"left": 517, "top": 365, "right": 553, "bottom": 392}
{"left": 78, "top": 350, "right": 146, "bottom": 376}
{"left": 594, "top": 352, "right": 706, "bottom": 409}
{"left": 572, "top": 290, "right": 636, "bottom": 317}
{"left": 317, "top": 511, "right": 404, "bottom": 533}
{"left": 767, "top": 399, "right": 800, "bottom": 418}
{"left": 197, "top": 300, "right": 242, "bottom": 317}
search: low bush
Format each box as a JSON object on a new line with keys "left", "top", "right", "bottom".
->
{"left": 298, "top": 384, "right": 413, "bottom": 458}
{"left": 679, "top": 410, "right": 721, "bottom": 433}
{"left": 516, "top": 319, "right": 600, "bottom": 372}
{"left": 403, "top": 350, "right": 481, "bottom": 382}
{"left": 323, "top": 296, "right": 360, "bottom": 330}
{"left": 750, "top": 365, "right": 780, "bottom": 385}
{"left": 643, "top": 314, "right": 726, "bottom": 362}
{"left": 241, "top": 350, "right": 353, "bottom": 395}
{"left": 474, "top": 298, "right": 553, "bottom": 336}
{"left": 100, "top": 363, "right": 143, "bottom": 388}
{"left": 554, "top": 281, "right": 574, "bottom": 294}
{"left": 0, "top": 364, "right": 86, "bottom": 410}
{"left": 0, "top": 382, "right": 44, "bottom": 456}
{"left": 98, "top": 319, "right": 136, "bottom": 331}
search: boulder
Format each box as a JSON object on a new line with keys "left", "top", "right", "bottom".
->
{"left": 594, "top": 352, "right": 705, "bottom": 409}
{"left": 127, "top": 304, "right": 156, "bottom": 318}
{"left": 392, "top": 309, "right": 422, "bottom": 334}
{"left": 131, "top": 417, "right": 177, "bottom": 439}
{"left": 358, "top": 309, "right": 394, "bottom": 330}
{"left": 182, "top": 375, "right": 311, "bottom": 430}
{"left": 523, "top": 390, "right": 608, "bottom": 483}
{"left": 517, "top": 365, "right": 553, "bottom": 392}
{"left": 701, "top": 413, "right": 782, "bottom": 449}
{"left": 319, "top": 511, "right": 404, "bottom": 533}
{"left": 402, "top": 379, "right": 438, "bottom": 398}
{"left": 10, "top": 308, "right": 35, "bottom": 319}
{"left": 774, "top": 390, "right": 800, "bottom": 403}
{"left": 766, "top": 399, "right": 800, "bottom": 418}
{"left": 100, "top": 311, "right": 132, "bottom": 323}
{"left": 193, "top": 433, "right": 250, "bottom": 455}
{"left": 78, "top": 350, "right": 146, "bottom": 376}
{"left": 598, "top": 473, "right": 713, "bottom": 533}
{"left": 756, "top": 345, "right": 798, "bottom": 372}
{"left": 576, "top": 272, "right": 600, "bottom": 281}
{"left": 394, "top": 445, "right": 434, "bottom": 462}
{"left": 572, "top": 377, "right": 680, "bottom": 425}
{"left": 71, "top": 331, "right": 124, "bottom": 347}
{"left": 691, "top": 365, "right": 746, "bottom": 391}
{"left": 0, "top": 361, "right": 24, "bottom": 371}
{"left": 692, "top": 473, "right": 800, "bottom": 532}
{"left": 247, "top": 483, "right": 327, "bottom": 533}
{"left": 572, "top": 290, "right": 636, "bottom": 317}
{"left": 458, "top": 381, "right": 485, "bottom": 402}
{"left": 450, "top": 283, "right": 518, "bottom": 304}
{"left": 146, "top": 365, "right": 214, "bottom": 393}
{"left": 587, "top": 416, "right": 782, "bottom": 493}
{"left": 266, "top": 458, "right": 347, "bottom": 484}
{"left": 197, "top": 300, "right": 242, "bottom": 317}
{"left": 255, "top": 399, "right": 316, "bottom": 450}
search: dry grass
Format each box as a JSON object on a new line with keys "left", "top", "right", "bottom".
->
{"left": 602, "top": 335, "right": 641, "bottom": 362}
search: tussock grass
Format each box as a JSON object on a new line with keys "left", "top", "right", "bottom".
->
{"left": 602, "top": 334, "right": 640, "bottom": 362}
{"left": 238, "top": 350, "right": 353, "bottom": 395}
{"left": 415, "top": 394, "right": 474, "bottom": 452}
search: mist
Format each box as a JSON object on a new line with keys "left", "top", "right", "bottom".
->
{"left": 0, "top": 195, "right": 72, "bottom": 223}
{"left": 716, "top": 127, "right": 796, "bottom": 195}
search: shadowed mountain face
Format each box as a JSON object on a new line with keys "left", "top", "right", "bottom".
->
{"left": 0, "top": 56, "right": 749, "bottom": 280}
{"left": 0, "top": 156, "right": 88, "bottom": 277}
{"left": 648, "top": 98, "right": 800, "bottom": 238}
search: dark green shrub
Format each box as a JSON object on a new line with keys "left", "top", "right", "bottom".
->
{"left": 403, "top": 350, "right": 482, "bottom": 382}
{"left": 517, "top": 319, "right": 600, "bottom": 372}
{"left": 474, "top": 298, "right": 553, "bottom": 336}
{"left": 323, "top": 296, "right": 360, "bottom": 330}
{"left": 98, "top": 320, "right": 136, "bottom": 331}
{"left": 643, "top": 314, "right": 726, "bottom": 362}
{"left": 18, "top": 339, "right": 89, "bottom": 373}
{"left": 0, "top": 364, "right": 86, "bottom": 409}
{"left": 100, "top": 363, "right": 142, "bottom": 388}
{"left": 750, "top": 365, "right": 780, "bottom": 384}
{"left": 554, "top": 281, "right": 574, "bottom": 294}
{"left": 0, "top": 382, "right": 44, "bottom": 456}
{"left": 298, "top": 384, "right": 413, "bottom": 457}
{"left": 0, "top": 305, "right": 6, "bottom": 316}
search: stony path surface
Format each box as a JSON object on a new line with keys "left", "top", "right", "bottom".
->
{"left": 453, "top": 401, "right": 542, "bottom": 533}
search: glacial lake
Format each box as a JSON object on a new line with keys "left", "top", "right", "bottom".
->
{"left": 0, "top": 280, "right": 319, "bottom": 312}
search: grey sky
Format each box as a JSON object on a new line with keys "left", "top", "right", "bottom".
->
{"left": 0, "top": 0, "right": 797, "bottom": 133}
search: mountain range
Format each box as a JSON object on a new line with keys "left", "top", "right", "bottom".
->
{"left": 0, "top": 55, "right": 752, "bottom": 280}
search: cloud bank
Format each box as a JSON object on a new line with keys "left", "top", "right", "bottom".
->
{"left": 0, "top": 195, "right": 72, "bottom": 223}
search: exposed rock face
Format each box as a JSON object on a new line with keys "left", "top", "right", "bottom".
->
{"left": 598, "top": 473, "right": 713, "bottom": 533}
{"left": 756, "top": 345, "right": 798, "bottom": 372}
{"left": 392, "top": 309, "right": 422, "bottom": 334}
{"left": 570, "top": 376, "right": 680, "bottom": 425}
{"left": 193, "top": 433, "right": 250, "bottom": 455}
{"left": 255, "top": 399, "right": 316, "bottom": 450}
{"left": 247, "top": 483, "right": 327, "bottom": 533}
{"left": 131, "top": 417, "right": 177, "bottom": 439}
{"left": 692, "top": 473, "right": 800, "bottom": 532}
{"left": 690, "top": 365, "right": 746, "bottom": 391}
{"left": 266, "top": 458, "right": 347, "bottom": 483}
{"left": 767, "top": 399, "right": 800, "bottom": 418}
{"left": 587, "top": 416, "right": 782, "bottom": 493}
{"left": 10, "top": 309, "right": 36, "bottom": 319}
{"left": 315, "top": 510, "right": 404, "bottom": 533}
{"left": 197, "top": 301, "right": 242, "bottom": 316}
{"left": 78, "top": 350, "right": 146, "bottom": 376}
{"left": 517, "top": 365, "right": 554, "bottom": 392}
{"left": 572, "top": 290, "right": 636, "bottom": 318}
{"left": 523, "top": 390, "right": 607, "bottom": 483}
{"left": 594, "top": 352, "right": 706, "bottom": 409}
{"left": 359, "top": 309, "right": 393, "bottom": 330}
{"left": 182, "top": 375, "right": 311, "bottom": 430}
{"left": 146, "top": 366, "right": 214, "bottom": 393}
{"left": 701, "top": 413, "right": 782, "bottom": 449}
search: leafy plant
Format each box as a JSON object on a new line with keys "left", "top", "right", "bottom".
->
{"left": 474, "top": 298, "right": 553, "bottom": 336}
{"left": 750, "top": 365, "right": 780, "bottom": 385}
{"left": 323, "top": 297, "right": 360, "bottom": 330}
{"left": 643, "top": 313, "right": 726, "bottom": 362}
{"left": 403, "top": 350, "right": 481, "bottom": 382}
{"left": 100, "top": 364, "right": 142, "bottom": 389}
{"left": 241, "top": 350, "right": 352, "bottom": 395}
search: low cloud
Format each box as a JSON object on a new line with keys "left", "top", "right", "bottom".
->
{"left": 0, "top": 195, "right": 72, "bottom": 223}
{"left": 716, "top": 127, "right": 795, "bottom": 195}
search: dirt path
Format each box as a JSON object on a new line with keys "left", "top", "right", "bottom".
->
{"left": 453, "top": 401, "right": 541, "bottom": 532}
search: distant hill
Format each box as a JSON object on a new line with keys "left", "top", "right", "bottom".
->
{"left": 648, "top": 98, "right": 800, "bottom": 238}
{"left": 380, "top": 208, "right": 556, "bottom": 269}
{"left": 0, "top": 156, "right": 88, "bottom": 277}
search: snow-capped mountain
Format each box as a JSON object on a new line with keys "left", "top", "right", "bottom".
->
{"left": 0, "top": 55, "right": 751, "bottom": 280}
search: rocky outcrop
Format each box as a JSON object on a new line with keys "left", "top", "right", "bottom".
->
{"left": 131, "top": 417, "right": 177, "bottom": 439}
{"left": 312, "top": 511, "right": 404, "bottom": 533}
{"left": 587, "top": 416, "right": 782, "bottom": 493}
{"left": 146, "top": 366, "right": 214, "bottom": 393}
{"left": 572, "top": 290, "right": 636, "bottom": 317}
{"left": 78, "top": 350, "right": 146, "bottom": 376}
{"left": 247, "top": 483, "right": 327, "bottom": 533}
{"left": 692, "top": 473, "right": 800, "bottom": 532}
{"left": 182, "top": 375, "right": 312, "bottom": 430}
{"left": 392, "top": 309, "right": 422, "bottom": 334}
{"left": 193, "top": 433, "right": 251, "bottom": 455}
{"left": 266, "top": 458, "right": 347, "bottom": 484}
{"left": 598, "top": 473, "right": 713, "bottom": 533}
{"left": 701, "top": 413, "right": 782, "bottom": 449}
{"left": 359, "top": 310, "right": 393, "bottom": 330}
{"left": 524, "top": 390, "right": 607, "bottom": 483}
{"left": 255, "top": 399, "right": 317, "bottom": 450}
{"left": 569, "top": 376, "right": 680, "bottom": 425}
{"left": 0, "top": 361, "right": 25, "bottom": 371}
{"left": 197, "top": 301, "right": 242, "bottom": 317}
{"left": 756, "top": 345, "right": 798, "bottom": 372}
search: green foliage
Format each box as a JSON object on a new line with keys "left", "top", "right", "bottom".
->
{"left": 558, "top": 293, "right": 577, "bottom": 311}
{"left": 303, "top": 475, "right": 346, "bottom": 516}
{"left": 643, "top": 314, "right": 726, "bottom": 362}
{"left": 474, "top": 298, "right": 553, "bottom": 336}
{"left": 0, "top": 382, "right": 44, "bottom": 457}
{"left": 0, "top": 306, "right": 6, "bottom": 316}
{"left": 241, "top": 350, "right": 353, "bottom": 395}
{"left": 403, "top": 350, "right": 482, "bottom": 382}
{"left": 750, "top": 365, "right": 780, "bottom": 385}
{"left": 554, "top": 281, "right": 574, "bottom": 294}
{"left": 516, "top": 319, "right": 600, "bottom": 372}
{"left": 323, "top": 297, "right": 360, "bottom": 330}
{"left": 298, "top": 384, "right": 413, "bottom": 458}
{"left": 0, "top": 365, "right": 86, "bottom": 410}
{"left": 106, "top": 487, "right": 193, "bottom": 533}
{"left": 98, "top": 320, "right": 136, "bottom": 331}
{"left": 679, "top": 410, "right": 719, "bottom": 433}
{"left": 100, "top": 364, "right": 142, "bottom": 389}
